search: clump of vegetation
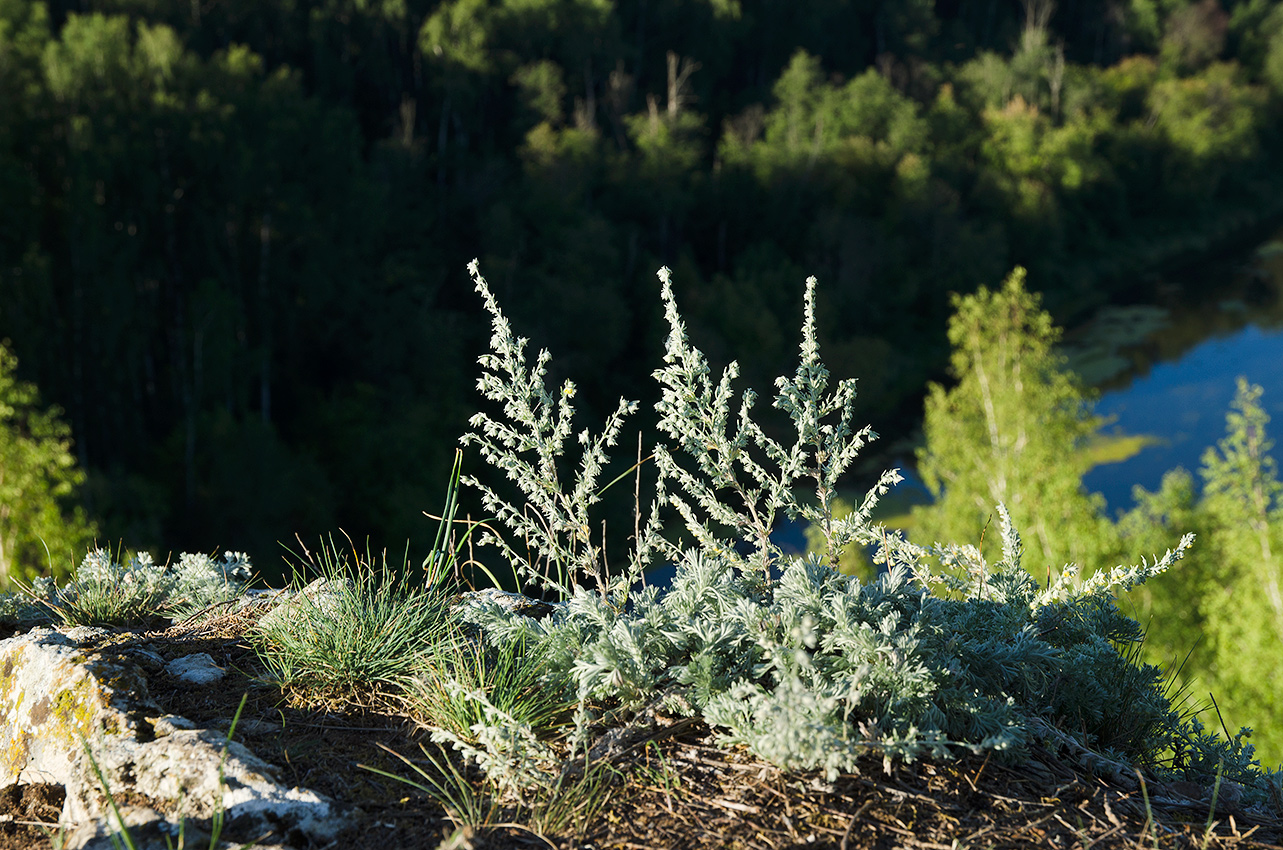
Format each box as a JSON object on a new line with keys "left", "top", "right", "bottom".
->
{"left": 449, "top": 261, "right": 1279, "bottom": 807}
{"left": 406, "top": 632, "right": 575, "bottom": 787}
{"left": 1, "top": 548, "right": 252, "bottom": 628}
{"left": 252, "top": 452, "right": 468, "bottom": 703}
{"left": 251, "top": 538, "right": 454, "bottom": 703}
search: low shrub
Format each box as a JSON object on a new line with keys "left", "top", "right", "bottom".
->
{"left": 2, "top": 548, "right": 252, "bottom": 628}
{"left": 453, "top": 260, "right": 1278, "bottom": 803}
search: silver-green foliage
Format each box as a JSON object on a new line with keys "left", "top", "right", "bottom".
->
{"left": 650, "top": 268, "right": 901, "bottom": 581}
{"left": 4, "top": 548, "right": 252, "bottom": 627}
{"left": 461, "top": 258, "right": 638, "bottom": 600}
{"left": 459, "top": 263, "right": 1270, "bottom": 796}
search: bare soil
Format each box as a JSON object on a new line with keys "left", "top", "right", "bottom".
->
{"left": 4, "top": 607, "right": 1283, "bottom": 850}
{"left": 0, "top": 782, "right": 64, "bottom": 849}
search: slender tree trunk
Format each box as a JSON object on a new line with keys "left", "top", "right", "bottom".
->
{"left": 258, "top": 212, "right": 273, "bottom": 424}
{"left": 1246, "top": 426, "right": 1283, "bottom": 642}
{"left": 973, "top": 351, "right": 1008, "bottom": 506}
{"left": 157, "top": 134, "right": 196, "bottom": 507}
{"left": 0, "top": 472, "right": 10, "bottom": 583}
{"left": 437, "top": 94, "right": 451, "bottom": 187}
{"left": 66, "top": 117, "right": 89, "bottom": 469}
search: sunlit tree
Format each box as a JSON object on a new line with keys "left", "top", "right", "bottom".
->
{"left": 1118, "top": 379, "right": 1283, "bottom": 767}
{"left": 912, "top": 268, "right": 1115, "bottom": 578}
{"left": 1195, "top": 379, "right": 1283, "bottom": 762}
{"left": 0, "top": 342, "right": 98, "bottom": 583}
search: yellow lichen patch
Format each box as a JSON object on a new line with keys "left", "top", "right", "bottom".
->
{"left": 51, "top": 680, "right": 100, "bottom": 741}
{"left": 1, "top": 724, "right": 32, "bottom": 780}
{"left": 0, "top": 648, "right": 18, "bottom": 710}
{"left": 0, "top": 646, "right": 31, "bottom": 781}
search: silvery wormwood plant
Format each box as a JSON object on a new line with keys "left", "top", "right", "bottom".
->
{"left": 460, "top": 258, "right": 640, "bottom": 601}
{"left": 461, "top": 260, "right": 898, "bottom": 600}
{"left": 456, "top": 263, "right": 1273, "bottom": 802}
{"left": 650, "top": 267, "right": 902, "bottom": 583}
{"left": 1, "top": 549, "right": 253, "bottom": 626}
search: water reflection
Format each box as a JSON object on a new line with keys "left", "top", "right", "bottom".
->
{"left": 1077, "top": 233, "right": 1283, "bottom": 512}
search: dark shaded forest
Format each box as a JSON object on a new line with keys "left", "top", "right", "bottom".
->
{"left": 3, "top": 0, "right": 1283, "bottom": 576}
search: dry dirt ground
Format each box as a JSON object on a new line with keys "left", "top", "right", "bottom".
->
{"left": 3, "top": 608, "right": 1283, "bottom": 850}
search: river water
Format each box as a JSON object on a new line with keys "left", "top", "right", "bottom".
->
{"left": 1075, "top": 233, "right": 1283, "bottom": 513}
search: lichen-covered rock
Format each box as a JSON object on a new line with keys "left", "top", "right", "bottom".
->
{"left": 62, "top": 803, "right": 282, "bottom": 850}
{"left": 62, "top": 804, "right": 199, "bottom": 850}
{"left": 253, "top": 576, "right": 354, "bottom": 632}
{"left": 453, "top": 587, "right": 560, "bottom": 621}
{"left": 1, "top": 628, "right": 133, "bottom": 806}
{"left": 0, "top": 626, "right": 345, "bottom": 848}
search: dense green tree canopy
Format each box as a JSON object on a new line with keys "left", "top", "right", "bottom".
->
{"left": 2, "top": 0, "right": 1282, "bottom": 578}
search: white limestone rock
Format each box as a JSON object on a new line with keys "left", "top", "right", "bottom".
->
{"left": 252, "top": 576, "right": 354, "bottom": 632}
{"left": 0, "top": 626, "right": 346, "bottom": 848}
{"left": 164, "top": 653, "right": 225, "bottom": 685}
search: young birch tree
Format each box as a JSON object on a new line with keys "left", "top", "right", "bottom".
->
{"left": 1118, "top": 379, "right": 1283, "bottom": 767}
{"left": 912, "top": 267, "right": 1115, "bottom": 579}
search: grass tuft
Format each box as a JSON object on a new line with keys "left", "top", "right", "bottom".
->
{"left": 407, "top": 630, "right": 574, "bottom": 748}
{"left": 363, "top": 743, "right": 499, "bottom": 832}
{"left": 252, "top": 535, "right": 453, "bottom": 703}
{"left": 362, "top": 741, "right": 616, "bottom": 847}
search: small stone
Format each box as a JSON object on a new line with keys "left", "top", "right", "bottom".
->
{"left": 62, "top": 804, "right": 178, "bottom": 850}
{"left": 150, "top": 715, "right": 198, "bottom": 737}
{"left": 455, "top": 587, "right": 559, "bottom": 619}
{"left": 237, "top": 587, "right": 289, "bottom": 612}
{"left": 164, "top": 653, "right": 225, "bottom": 685}
{"left": 234, "top": 717, "right": 282, "bottom": 737}
{"left": 254, "top": 577, "right": 353, "bottom": 631}
{"left": 126, "top": 646, "right": 165, "bottom": 671}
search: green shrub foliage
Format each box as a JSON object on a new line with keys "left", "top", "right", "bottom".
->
{"left": 458, "top": 263, "right": 1276, "bottom": 800}
{"left": 912, "top": 267, "right": 1116, "bottom": 576}
{"left": 0, "top": 342, "right": 98, "bottom": 584}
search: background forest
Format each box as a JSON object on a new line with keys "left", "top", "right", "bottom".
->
{"left": 6, "top": 0, "right": 1283, "bottom": 764}
{"left": 5, "top": 0, "right": 1283, "bottom": 576}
